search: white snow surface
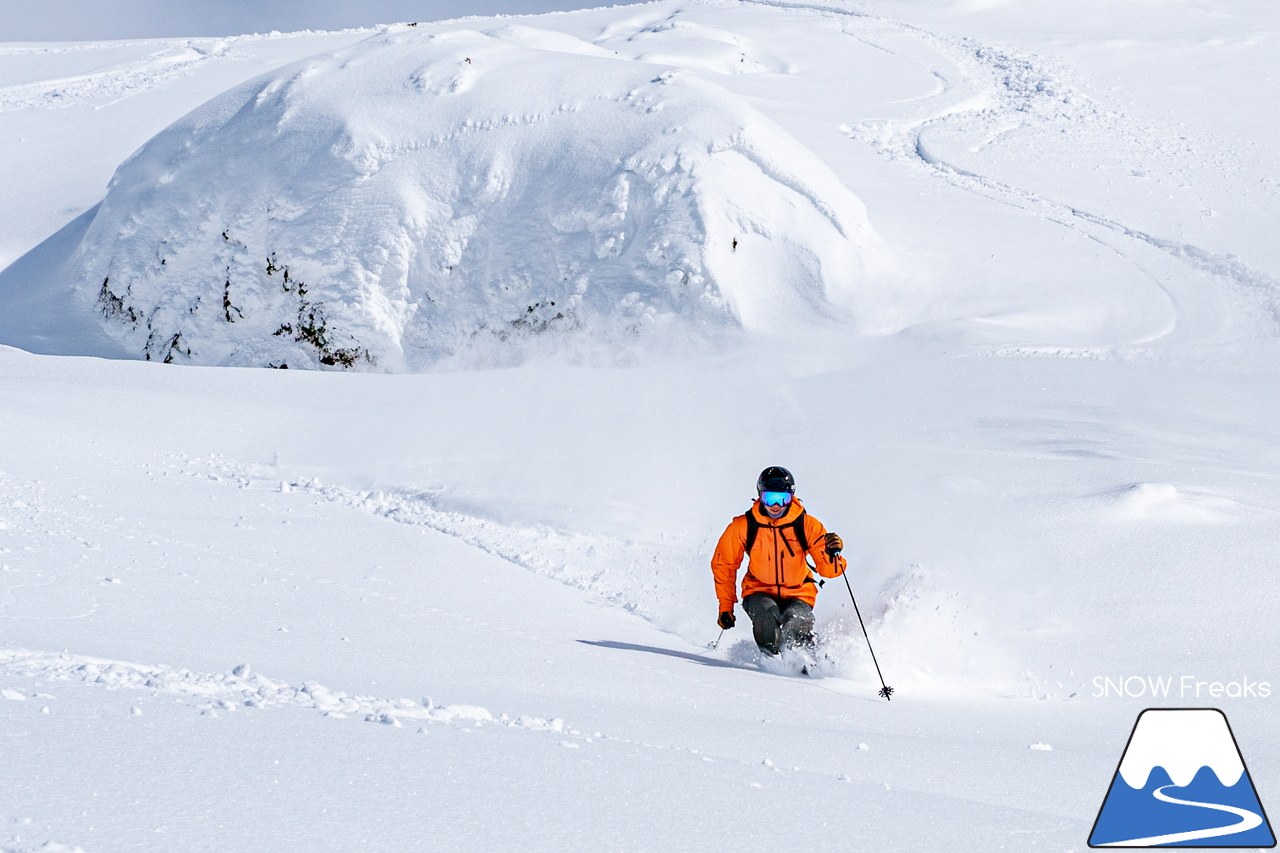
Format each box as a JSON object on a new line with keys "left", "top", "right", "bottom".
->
{"left": 2, "top": 1, "right": 1280, "bottom": 851}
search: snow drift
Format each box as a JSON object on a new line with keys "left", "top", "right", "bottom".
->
{"left": 67, "top": 25, "right": 895, "bottom": 370}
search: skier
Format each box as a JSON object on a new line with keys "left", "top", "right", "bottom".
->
{"left": 711, "top": 466, "right": 846, "bottom": 656}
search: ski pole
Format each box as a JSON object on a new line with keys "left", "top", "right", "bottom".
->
{"left": 834, "top": 550, "right": 894, "bottom": 701}
{"left": 711, "top": 628, "right": 725, "bottom": 651}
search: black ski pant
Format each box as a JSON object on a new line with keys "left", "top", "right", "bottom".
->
{"left": 743, "top": 593, "right": 814, "bottom": 655}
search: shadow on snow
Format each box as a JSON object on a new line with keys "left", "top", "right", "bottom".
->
{"left": 577, "top": 639, "right": 757, "bottom": 672}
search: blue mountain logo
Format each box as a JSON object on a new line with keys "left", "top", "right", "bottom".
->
{"left": 1090, "top": 708, "right": 1275, "bottom": 847}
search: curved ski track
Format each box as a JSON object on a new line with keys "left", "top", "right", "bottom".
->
{"left": 744, "top": 0, "right": 1280, "bottom": 339}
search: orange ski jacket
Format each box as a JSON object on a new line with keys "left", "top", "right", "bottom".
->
{"left": 711, "top": 497, "right": 846, "bottom": 611}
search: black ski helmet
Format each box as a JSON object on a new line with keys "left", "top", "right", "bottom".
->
{"left": 756, "top": 466, "right": 795, "bottom": 495}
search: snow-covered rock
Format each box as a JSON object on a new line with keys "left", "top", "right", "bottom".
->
{"left": 68, "top": 25, "right": 894, "bottom": 370}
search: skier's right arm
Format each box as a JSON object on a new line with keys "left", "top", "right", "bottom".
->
{"left": 710, "top": 516, "right": 748, "bottom": 617}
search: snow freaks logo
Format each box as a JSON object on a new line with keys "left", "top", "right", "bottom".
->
{"left": 1092, "top": 676, "right": 1271, "bottom": 700}
{"left": 1088, "top": 708, "right": 1276, "bottom": 848}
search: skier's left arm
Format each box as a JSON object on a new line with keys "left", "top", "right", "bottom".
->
{"left": 805, "top": 515, "right": 846, "bottom": 578}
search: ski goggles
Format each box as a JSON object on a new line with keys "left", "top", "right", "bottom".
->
{"left": 760, "top": 491, "right": 793, "bottom": 507}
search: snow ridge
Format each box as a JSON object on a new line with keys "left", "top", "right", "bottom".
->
{"left": 0, "top": 647, "right": 567, "bottom": 732}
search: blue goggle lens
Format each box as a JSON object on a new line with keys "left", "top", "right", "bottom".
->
{"left": 761, "top": 491, "right": 792, "bottom": 507}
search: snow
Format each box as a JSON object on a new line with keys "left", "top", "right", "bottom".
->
{"left": 44, "top": 24, "right": 893, "bottom": 368}
{"left": 0, "top": 31, "right": 378, "bottom": 275}
{"left": 2, "top": 0, "right": 1280, "bottom": 851}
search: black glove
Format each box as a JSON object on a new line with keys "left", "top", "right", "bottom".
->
{"left": 824, "top": 532, "right": 844, "bottom": 556}
{"left": 717, "top": 611, "right": 736, "bottom": 630}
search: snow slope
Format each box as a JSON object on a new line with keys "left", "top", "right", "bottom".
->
{"left": 3, "top": 1, "right": 1280, "bottom": 851}
{"left": 0, "top": 31, "right": 377, "bottom": 273}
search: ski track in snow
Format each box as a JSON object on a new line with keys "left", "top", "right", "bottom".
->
{"left": 3, "top": 454, "right": 950, "bottom": 696}
{"left": 169, "top": 455, "right": 1045, "bottom": 698}
{"left": 875, "top": 33, "right": 1280, "bottom": 332}
{"left": 0, "top": 40, "right": 239, "bottom": 112}
{"left": 189, "top": 454, "right": 708, "bottom": 633}
{"left": 742, "top": 0, "right": 1280, "bottom": 337}
{"left": 0, "top": 646, "right": 568, "bottom": 733}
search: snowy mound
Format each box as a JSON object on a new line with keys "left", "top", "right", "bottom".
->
{"left": 67, "top": 25, "right": 894, "bottom": 370}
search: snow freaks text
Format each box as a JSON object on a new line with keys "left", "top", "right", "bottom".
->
{"left": 1092, "top": 676, "right": 1272, "bottom": 700}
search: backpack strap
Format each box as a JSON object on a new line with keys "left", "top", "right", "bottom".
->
{"left": 743, "top": 508, "right": 808, "bottom": 556}
{"left": 790, "top": 510, "right": 809, "bottom": 554}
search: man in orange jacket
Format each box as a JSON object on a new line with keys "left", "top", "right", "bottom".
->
{"left": 711, "top": 466, "right": 846, "bottom": 655}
